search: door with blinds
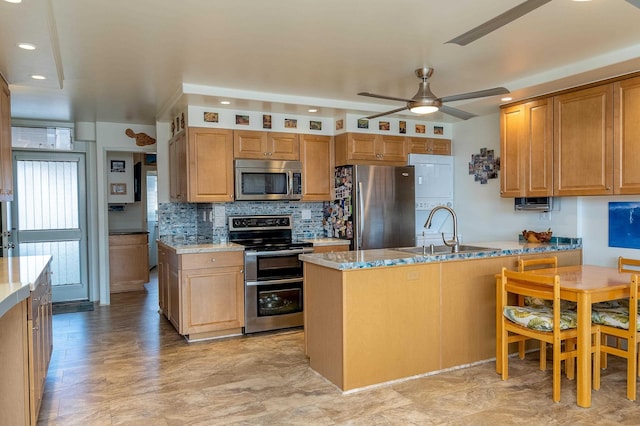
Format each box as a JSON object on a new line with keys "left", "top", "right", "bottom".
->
{"left": 12, "top": 151, "right": 89, "bottom": 302}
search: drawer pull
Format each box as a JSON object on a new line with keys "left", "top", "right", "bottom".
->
{"left": 211, "top": 258, "right": 216, "bottom": 262}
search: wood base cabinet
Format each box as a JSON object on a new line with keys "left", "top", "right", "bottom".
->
{"left": 158, "top": 243, "right": 244, "bottom": 341}
{"left": 109, "top": 233, "right": 149, "bottom": 293}
{"left": 27, "top": 262, "right": 52, "bottom": 425}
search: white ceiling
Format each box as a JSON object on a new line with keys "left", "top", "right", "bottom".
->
{"left": 2, "top": 0, "right": 640, "bottom": 125}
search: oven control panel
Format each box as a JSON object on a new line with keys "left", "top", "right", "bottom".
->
{"left": 229, "top": 215, "right": 292, "bottom": 230}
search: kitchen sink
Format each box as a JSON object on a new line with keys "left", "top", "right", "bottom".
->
{"left": 394, "top": 244, "right": 498, "bottom": 255}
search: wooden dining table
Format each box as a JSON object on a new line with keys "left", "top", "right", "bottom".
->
{"left": 519, "top": 264, "right": 631, "bottom": 408}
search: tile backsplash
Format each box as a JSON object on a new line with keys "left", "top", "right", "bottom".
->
{"left": 158, "top": 201, "right": 325, "bottom": 243}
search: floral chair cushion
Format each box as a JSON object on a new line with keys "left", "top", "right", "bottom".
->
{"left": 591, "top": 306, "right": 640, "bottom": 330}
{"left": 504, "top": 305, "right": 578, "bottom": 331}
{"left": 524, "top": 296, "right": 577, "bottom": 311}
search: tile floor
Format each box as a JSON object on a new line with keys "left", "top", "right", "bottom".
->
{"left": 37, "top": 271, "right": 638, "bottom": 425}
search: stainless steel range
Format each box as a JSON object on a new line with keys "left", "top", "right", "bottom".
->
{"left": 228, "top": 215, "right": 313, "bottom": 334}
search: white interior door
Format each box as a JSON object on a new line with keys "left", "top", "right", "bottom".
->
{"left": 12, "top": 150, "right": 89, "bottom": 302}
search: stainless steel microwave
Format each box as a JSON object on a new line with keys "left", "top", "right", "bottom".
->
{"left": 234, "top": 159, "right": 303, "bottom": 201}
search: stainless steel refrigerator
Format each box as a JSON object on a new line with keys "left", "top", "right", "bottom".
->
{"left": 324, "top": 165, "right": 415, "bottom": 250}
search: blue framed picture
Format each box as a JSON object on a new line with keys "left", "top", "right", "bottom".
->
{"left": 608, "top": 202, "right": 640, "bottom": 249}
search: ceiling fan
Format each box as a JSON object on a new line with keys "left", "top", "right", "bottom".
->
{"left": 358, "top": 67, "right": 509, "bottom": 120}
{"left": 446, "top": 0, "right": 640, "bottom": 46}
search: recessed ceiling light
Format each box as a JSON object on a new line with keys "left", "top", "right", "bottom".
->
{"left": 3, "top": 0, "right": 23, "bottom": 3}
{"left": 31, "top": 75, "right": 46, "bottom": 80}
{"left": 308, "top": 109, "right": 318, "bottom": 113}
{"left": 220, "top": 101, "right": 231, "bottom": 105}
{"left": 501, "top": 97, "right": 513, "bottom": 102}
{"left": 17, "top": 43, "right": 36, "bottom": 50}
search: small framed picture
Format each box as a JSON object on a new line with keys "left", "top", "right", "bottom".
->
{"left": 181, "top": 112, "right": 185, "bottom": 129}
{"left": 263, "top": 114, "right": 272, "bottom": 129}
{"left": 357, "top": 118, "right": 369, "bottom": 129}
{"left": 379, "top": 121, "right": 390, "bottom": 131}
{"left": 236, "top": 114, "right": 250, "bottom": 125}
{"left": 284, "top": 118, "right": 297, "bottom": 129}
{"left": 415, "top": 124, "right": 426, "bottom": 134}
{"left": 144, "top": 153, "right": 157, "bottom": 165}
{"left": 336, "top": 119, "right": 344, "bottom": 130}
{"left": 204, "top": 112, "right": 219, "bottom": 123}
{"left": 110, "top": 160, "right": 125, "bottom": 173}
{"left": 310, "top": 120, "right": 322, "bottom": 131}
{"left": 434, "top": 125, "right": 444, "bottom": 135}
{"left": 110, "top": 183, "right": 127, "bottom": 195}
{"left": 399, "top": 121, "right": 406, "bottom": 134}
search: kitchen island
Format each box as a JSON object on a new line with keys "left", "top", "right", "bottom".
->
{"left": 299, "top": 239, "right": 582, "bottom": 392}
{"left": 0, "top": 255, "right": 53, "bottom": 425}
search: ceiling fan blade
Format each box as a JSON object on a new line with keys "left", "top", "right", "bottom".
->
{"left": 439, "top": 105, "right": 476, "bottom": 121}
{"left": 439, "top": 87, "right": 510, "bottom": 103}
{"left": 358, "top": 92, "right": 413, "bottom": 103}
{"left": 625, "top": 0, "right": 640, "bottom": 8}
{"left": 446, "top": 0, "right": 552, "bottom": 46}
{"left": 365, "top": 106, "right": 409, "bottom": 120}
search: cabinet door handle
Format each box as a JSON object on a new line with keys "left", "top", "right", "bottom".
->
{"left": 210, "top": 258, "right": 216, "bottom": 262}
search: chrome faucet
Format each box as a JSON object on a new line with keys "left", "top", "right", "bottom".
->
{"left": 423, "top": 206, "right": 460, "bottom": 253}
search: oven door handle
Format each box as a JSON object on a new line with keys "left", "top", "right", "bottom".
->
{"left": 244, "top": 248, "right": 314, "bottom": 257}
{"left": 245, "top": 278, "right": 303, "bottom": 287}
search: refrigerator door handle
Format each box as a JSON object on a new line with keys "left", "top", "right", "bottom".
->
{"left": 357, "top": 181, "right": 364, "bottom": 250}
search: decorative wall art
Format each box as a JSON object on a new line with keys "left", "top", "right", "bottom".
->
{"left": 110, "top": 160, "right": 125, "bottom": 173}
{"left": 357, "top": 119, "right": 369, "bottom": 129}
{"left": 608, "top": 202, "right": 640, "bottom": 249}
{"left": 310, "top": 120, "right": 322, "bottom": 131}
{"left": 204, "top": 112, "right": 219, "bottom": 123}
{"left": 144, "top": 153, "right": 157, "bottom": 166}
{"left": 415, "top": 124, "right": 425, "bottom": 134}
{"left": 468, "top": 147, "right": 499, "bottom": 184}
{"left": 263, "top": 114, "right": 272, "bottom": 129}
{"left": 336, "top": 119, "right": 344, "bottom": 130}
{"left": 379, "top": 121, "right": 390, "bottom": 131}
{"left": 236, "top": 114, "right": 250, "bottom": 125}
{"left": 434, "top": 126, "right": 444, "bottom": 135}
{"left": 399, "top": 121, "right": 406, "bottom": 134}
{"left": 110, "top": 183, "right": 127, "bottom": 195}
{"left": 125, "top": 129, "right": 156, "bottom": 146}
{"left": 284, "top": 118, "right": 297, "bottom": 129}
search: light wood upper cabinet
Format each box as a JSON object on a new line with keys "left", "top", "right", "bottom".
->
{"left": 335, "top": 133, "right": 407, "bottom": 166}
{"left": 0, "top": 75, "right": 13, "bottom": 201}
{"left": 300, "top": 134, "right": 334, "bottom": 201}
{"left": 234, "top": 130, "right": 299, "bottom": 160}
{"left": 169, "top": 127, "right": 234, "bottom": 203}
{"left": 500, "top": 99, "right": 553, "bottom": 197}
{"left": 614, "top": 75, "right": 640, "bottom": 194}
{"left": 500, "top": 104, "right": 525, "bottom": 197}
{"left": 553, "top": 84, "right": 614, "bottom": 196}
{"left": 407, "top": 137, "right": 451, "bottom": 155}
{"left": 168, "top": 130, "right": 187, "bottom": 201}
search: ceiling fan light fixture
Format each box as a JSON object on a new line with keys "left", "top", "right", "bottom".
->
{"left": 409, "top": 105, "right": 439, "bottom": 114}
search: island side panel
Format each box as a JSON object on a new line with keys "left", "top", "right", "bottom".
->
{"left": 305, "top": 263, "right": 345, "bottom": 389}
{"left": 342, "top": 263, "right": 440, "bottom": 391}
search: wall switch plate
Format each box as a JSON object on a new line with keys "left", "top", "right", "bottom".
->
{"left": 214, "top": 205, "right": 225, "bottom": 217}
{"left": 214, "top": 216, "right": 225, "bottom": 227}
{"left": 301, "top": 209, "right": 311, "bottom": 220}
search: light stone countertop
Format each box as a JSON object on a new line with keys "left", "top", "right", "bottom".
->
{"left": 0, "top": 255, "right": 53, "bottom": 318}
{"left": 157, "top": 240, "right": 245, "bottom": 255}
{"left": 299, "top": 239, "right": 582, "bottom": 270}
{"left": 303, "top": 237, "right": 351, "bottom": 246}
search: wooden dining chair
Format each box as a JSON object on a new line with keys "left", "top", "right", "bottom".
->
{"left": 518, "top": 257, "right": 558, "bottom": 371}
{"left": 592, "top": 267, "right": 639, "bottom": 401}
{"left": 498, "top": 268, "right": 600, "bottom": 402}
